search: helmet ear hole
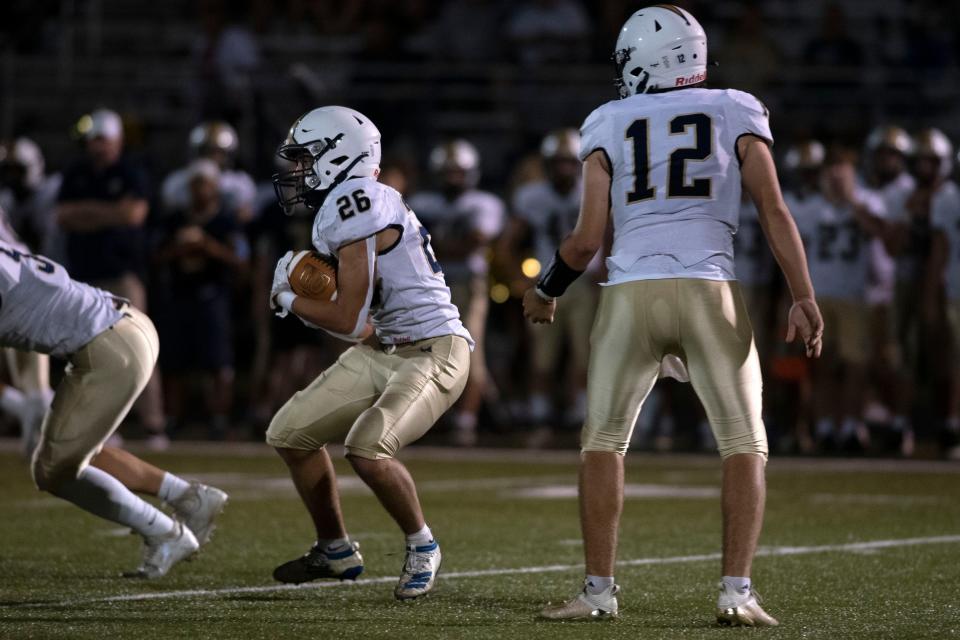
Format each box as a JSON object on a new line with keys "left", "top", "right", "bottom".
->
{"left": 330, "top": 155, "right": 349, "bottom": 166}
{"left": 629, "top": 67, "right": 643, "bottom": 77}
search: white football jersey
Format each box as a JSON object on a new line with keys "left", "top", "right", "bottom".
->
{"left": 732, "top": 198, "right": 775, "bottom": 287}
{"left": 312, "top": 177, "right": 473, "bottom": 347}
{"left": 931, "top": 180, "right": 960, "bottom": 301}
{"left": 789, "top": 188, "right": 885, "bottom": 301}
{"left": 579, "top": 88, "right": 772, "bottom": 284}
{"left": 512, "top": 178, "right": 601, "bottom": 273}
{"left": 406, "top": 189, "right": 505, "bottom": 282}
{"left": 161, "top": 166, "right": 257, "bottom": 215}
{"left": 865, "top": 172, "right": 913, "bottom": 303}
{"left": 0, "top": 240, "right": 122, "bottom": 357}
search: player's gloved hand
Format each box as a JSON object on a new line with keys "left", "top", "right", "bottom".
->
{"left": 786, "top": 297, "right": 823, "bottom": 358}
{"left": 522, "top": 287, "right": 557, "bottom": 324}
{"left": 271, "top": 251, "right": 295, "bottom": 317}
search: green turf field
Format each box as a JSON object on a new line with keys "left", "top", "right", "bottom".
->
{"left": 1, "top": 444, "right": 959, "bottom": 639}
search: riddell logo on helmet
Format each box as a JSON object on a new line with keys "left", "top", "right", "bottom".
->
{"left": 675, "top": 71, "right": 706, "bottom": 86}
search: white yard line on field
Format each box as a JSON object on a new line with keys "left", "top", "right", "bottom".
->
{"left": 11, "top": 534, "right": 960, "bottom": 609}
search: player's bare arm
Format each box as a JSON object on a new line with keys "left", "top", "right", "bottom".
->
{"left": 739, "top": 134, "right": 823, "bottom": 357}
{"left": 523, "top": 151, "right": 610, "bottom": 324}
{"left": 55, "top": 197, "right": 148, "bottom": 231}
{"left": 286, "top": 237, "right": 375, "bottom": 337}
{"left": 829, "top": 161, "right": 889, "bottom": 238}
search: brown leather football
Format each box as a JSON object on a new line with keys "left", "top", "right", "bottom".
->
{"left": 287, "top": 251, "right": 337, "bottom": 301}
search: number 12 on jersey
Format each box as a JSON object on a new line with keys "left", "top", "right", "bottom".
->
{"left": 625, "top": 113, "right": 713, "bottom": 204}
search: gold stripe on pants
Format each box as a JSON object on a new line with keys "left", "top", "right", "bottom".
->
{"left": 266, "top": 335, "right": 471, "bottom": 459}
{"left": 31, "top": 307, "right": 158, "bottom": 490}
{"left": 582, "top": 278, "right": 767, "bottom": 460}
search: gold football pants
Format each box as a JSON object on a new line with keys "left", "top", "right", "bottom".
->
{"left": 266, "top": 335, "right": 471, "bottom": 459}
{"left": 582, "top": 278, "right": 768, "bottom": 460}
{"left": 32, "top": 307, "right": 158, "bottom": 490}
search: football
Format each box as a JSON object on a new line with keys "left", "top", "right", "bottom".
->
{"left": 286, "top": 250, "right": 337, "bottom": 301}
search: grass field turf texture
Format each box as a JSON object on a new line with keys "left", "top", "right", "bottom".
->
{"left": 1, "top": 444, "right": 958, "bottom": 639}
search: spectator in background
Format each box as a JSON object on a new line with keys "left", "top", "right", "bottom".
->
{"left": 0, "top": 137, "right": 62, "bottom": 258}
{"left": 153, "top": 159, "right": 246, "bottom": 439}
{"left": 193, "top": 0, "right": 260, "bottom": 121}
{"left": 884, "top": 129, "right": 954, "bottom": 456}
{"left": 716, "top": 6, "right": 782, "bottom": 98}
{"left": 161, "top": 121, "right": 257, "bottom": 224}
{"left": 507, "top": 0, "right": 591, "bottom": 65}
{"left": 423, "top": 0, "right": 505, "bottom": 62}
{"left": 56, "top": 108, "right": 168, "bottom": 448}
{"left": 861, "top": 127, "right": 914, "bottom": 426}
{"left": 505, "top": 129, "right": 593, "bottom": 444}
{"left": 409, "top": 140, "right": 506, "bottom": 446}
{"left": 803, "top": 3, "right": 864, "bottom": 68}
{"left": 926, "top": 160, "right": 960, "bottom": 456}
{"left": 790, "top": 147, "right": 887, "bottom": 452}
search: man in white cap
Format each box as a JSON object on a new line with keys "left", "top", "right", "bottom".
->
{"left": 55, "top": 109, "right": 168, "bottom": 448}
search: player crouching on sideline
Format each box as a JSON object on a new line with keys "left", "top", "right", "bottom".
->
{"left": 0, "top": 222, "right": 227, "bottom": 578}
{"left": 267, "top": 106, "right": 473, "bottom": 599}
{"left": 523, "top": 5, "right": 822, "bottom": 626}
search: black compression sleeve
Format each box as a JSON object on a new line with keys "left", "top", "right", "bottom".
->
{"left": 536, "top": 251, "right": 585, "bottom": 298}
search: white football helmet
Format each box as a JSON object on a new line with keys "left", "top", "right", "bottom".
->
{"left": 540, "top": 129, "right": 581, "bottom": 161}
{"left": 429, "top": 139, "right": 480, "bottom": 189}
{"left": 912, "top": 128, "right": 953, "bottom": 178}
{"left": 865, "top": 125, "right": 912, "bottom": 155}
{"left": 0, "top": 137, "right": 45, "bottom": 191}
{"left": 189, "top": 121, "right": 239, "bottom": 160}
{"left": 783, "top": 140, "right": 825, "bottom": 171}
{"left": 273, "top": 106, "right": 381, "bottom": 213}
{"left": 613, "top": 5, "right": 708, "bottom": 98}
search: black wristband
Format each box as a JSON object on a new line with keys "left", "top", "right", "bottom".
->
{"left": 536, "top": 251, "right": 584, "bottom": 298}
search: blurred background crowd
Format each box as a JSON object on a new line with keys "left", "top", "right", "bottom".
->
{"left": 1, "top": 0, "right": 959, "bottom": 457}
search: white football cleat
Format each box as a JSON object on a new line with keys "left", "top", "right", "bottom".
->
{"left": 395, "top": 540, "right": 441, "bottom": 600}
{"left": 130, "top": 521, "right": 199, "bottom": 579}
{"left": 716, "top": 582, "right": 779, "bottom": 627}
{"left": 540, "top": 581, "right": 620, "bottom": 620}
{"left": 167, "top": 481, "right": 229, "bottom": 548}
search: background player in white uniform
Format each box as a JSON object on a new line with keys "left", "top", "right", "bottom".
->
{"left": 883, "top": 129, "right": 954, "bottom": 454}
{"left": 267, "top": 106, "right": 472, "bottom": 600}
{"left": 161, "top": 121, "right": 257, "bottom": 223}
{"left": 927, "top": 159, "right": 960, "bottom": 454}
{"left": 509, "top": 129, "right": 596, "bottom": 436}
{"left": 0, "top": 219, "right": 227, "bottom": 578}
{"left": 790, "top": 148, "right": 886, "bottom": 450}
{"left": 861, "top": 126, "right": 914, "bottom": 428}
{"left": 523, "top": 5, "right": 822, "bottom": 625}
{"left": 408, "top": 141, "right": 504, "bottom": 445}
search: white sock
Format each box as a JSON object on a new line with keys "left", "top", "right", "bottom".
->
{"left": 406, "top": 524, "right": 433, "bottom": 547}
{"left": 585, "top": 575, "right": 614, "bottom": 594}
{"left": 318, "top": 537, "right": 351, "bottom": 552}
{"left": 722, "top": 575, "right": 751, "bottom": 594}
{"left": 815, "top": 417, "right": 834, "bottom": 439}
{"left": 158, "top": 472, "right": 191, "bottom": 502}
{"left": 51, "top": 466, "right": 176, "bottom": 538}
{"left": 454, "top": 412, "right": 476, "bottom": 432}
{"left": 891, "top": 415, "right": 910, "bottom": 432}
{"left": 529, "top": 394, "right": 551, "bottom": 422}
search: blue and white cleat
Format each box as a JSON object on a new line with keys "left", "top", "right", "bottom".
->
{"left": 394, "top": 540, "right": 441, "bottom": 600}
{"left": 273, "top": 541, "right": 364, "bottom": 584}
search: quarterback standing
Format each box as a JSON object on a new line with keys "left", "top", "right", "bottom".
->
{"left": 267, "top": 106, "right": 472, "bottom": 599}
{"left": 524, "top": 5, "right": 822, "bottom": 625}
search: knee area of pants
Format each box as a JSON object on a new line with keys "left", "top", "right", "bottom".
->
{"left": 31, "top": 459, "right": 79, "bottom": 492}
{"left": 580, "top": 432, "right": 629, "bottom": 455}
{"left": 718, "top": 442, "right": 769, "bottom": 462}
